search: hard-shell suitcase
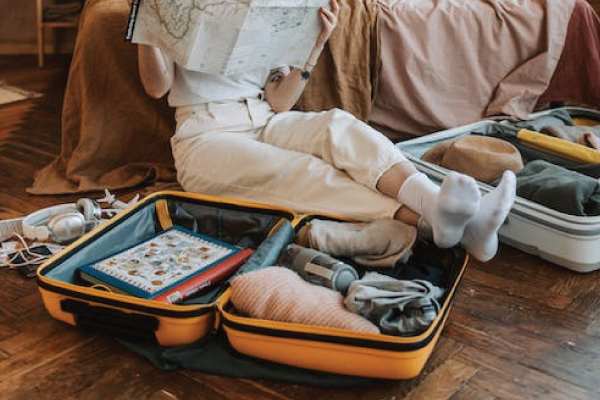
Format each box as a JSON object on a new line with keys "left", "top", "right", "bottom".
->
{"left": 397, "top": 106, "right": 600, "bottom": 273}
{"left": 37, "top": 191, "right": 469, "bottom": 380}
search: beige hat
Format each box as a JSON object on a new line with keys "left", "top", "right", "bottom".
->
{"left": 421, "top": 136, "right": 524, "bottom": 183}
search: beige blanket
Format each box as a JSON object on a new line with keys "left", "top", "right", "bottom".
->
{"left": 370, "top": 0, "right": 575, "bottom": 139}
{"left": 28, "top": 0, "right": 177, "bottom": 195}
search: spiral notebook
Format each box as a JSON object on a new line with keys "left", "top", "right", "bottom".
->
{"left": 78, "top": 226, "right": 253, "bottom": 303}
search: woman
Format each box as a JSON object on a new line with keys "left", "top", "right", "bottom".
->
{"left": 127, "top": 0, "right": 516, "bottom": 262}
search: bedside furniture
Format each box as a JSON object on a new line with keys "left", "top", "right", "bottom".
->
{"left": 35, "top": 0, "right": 84, "bottom": 67}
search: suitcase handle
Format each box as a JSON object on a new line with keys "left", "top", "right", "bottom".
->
{"left": 61, "top": 299, "right": 159, "bottom": 342}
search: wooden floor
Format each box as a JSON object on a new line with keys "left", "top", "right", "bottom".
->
{"left": 0, "top": 54, "right": 599, "bottom": 400}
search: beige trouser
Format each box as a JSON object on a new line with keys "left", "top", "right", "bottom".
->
{"left": 171, "top": 98, "right": 406, "bottom": 221}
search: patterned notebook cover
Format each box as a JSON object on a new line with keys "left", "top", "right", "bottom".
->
{"left": 78, "top": 227, "right": 242, "bottom": 299}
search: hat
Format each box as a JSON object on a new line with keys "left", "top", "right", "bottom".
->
{"left": 421, "top": 135, "right": 524, "bottom": 183}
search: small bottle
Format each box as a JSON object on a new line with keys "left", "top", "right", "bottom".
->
{"left": 280, "top": 244, "right": 358, "bottom": 293}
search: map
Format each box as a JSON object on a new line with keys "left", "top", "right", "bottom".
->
{"left": 127, "top": 0, "right": 329, "bottom": 76}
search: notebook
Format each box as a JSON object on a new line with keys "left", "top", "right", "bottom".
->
{"left": 78, "top": 226, "right": 253, "bottom": 303}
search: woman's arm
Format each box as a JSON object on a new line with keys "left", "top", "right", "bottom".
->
{"left": 265, "top": 0, "right": 340, "bottom": 113}
{"left": 124, "top": 0, "right": 174, "bottom": 99}
{"left": 137, "top": 44, "right": 175, "bottom": 99}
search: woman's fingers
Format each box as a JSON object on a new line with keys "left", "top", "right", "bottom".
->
{"left": 316, "top": 0, "right": 341, "bottom": 46}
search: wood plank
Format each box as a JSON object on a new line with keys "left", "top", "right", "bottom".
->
{"left": 447, "top": 385, "right": 497, "bottom": 400}
{"left": 401, "top": 359, "right": 479, "bottom": 400}
{"left": 445, "top": 278, "right": 600, "bottom": 391}
{"left": 455, "top": 345, "right": 596, "bottom": 400}
{"left": 461, "top": 265, "right": 574, "bottom": 310}
{"left": 0, "top": 337, "right": 253, "bottom": 400}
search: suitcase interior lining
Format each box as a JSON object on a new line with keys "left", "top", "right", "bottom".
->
{"left": 41, "top": 197, "right": 294, "bottom": 303}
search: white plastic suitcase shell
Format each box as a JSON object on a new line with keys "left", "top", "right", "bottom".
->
{"left": 396, "top": 107, "right": 600, "bottom": 273}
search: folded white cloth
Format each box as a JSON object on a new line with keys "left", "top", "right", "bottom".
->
{"left": 298, "top": 219, "right": 417, "bottom": 268}
{"left": 344, "top": 272, "right": 445, "bottom": 335}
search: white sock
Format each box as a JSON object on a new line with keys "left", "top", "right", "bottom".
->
{"left": 460, "top": 170, "right": 517, "bottom": 262}
{"left": 398, "top": 172, "right": 481, "bottom": 248}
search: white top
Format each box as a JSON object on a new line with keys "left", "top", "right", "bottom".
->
{"left": 168, "top": 66, "right": 271, "bottom": 107}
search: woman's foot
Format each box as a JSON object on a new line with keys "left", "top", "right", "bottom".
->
{"left": 460, "top": 170, "right": 517, "bottom": 262}
{"left": 399, "top": 172, "right": 481, "bottom": 248}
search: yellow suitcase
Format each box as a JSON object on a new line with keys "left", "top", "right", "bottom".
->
{"left": 36, "top": 191, "right": 468, "bottom": 380}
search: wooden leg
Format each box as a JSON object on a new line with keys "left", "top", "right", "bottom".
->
{"left": 37, "top": 25, "right": 44, "bottom": 67}
{"left": 36, "top": 0, "right": 44, "bottom": 67}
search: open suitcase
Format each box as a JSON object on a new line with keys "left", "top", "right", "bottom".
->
{"left": 36, "top": 191, "right": 468, "bottom": 380}
{"left": 397, "top": 106, "right": 600, "bottom": 273}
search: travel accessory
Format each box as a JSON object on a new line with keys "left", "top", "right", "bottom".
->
{"left": 78, "top": 226, "right": 252, "bottom": 303}
{"left": 37, "top": 192, "right": 298, "bottom": 348}
{"left": 36, "top": 191, "right": 468, "bottom": 381}
{"left": 0, "top": 233, "right": 63, "bottom": 278}
{"left": 2, "top": 243, "right": 55, "bottom": 277}
{"left": 12, "top": 245, "right": 56, "bottom": 278}
{"left": 511, "top": 128, "right": 600, "bottom": 164}
{"left": 421, "top": 135, "right": 524, "bottom": 183}
{"left": 22, "top": 203, "right": 83, "bottom": 242}
{"left": 279, "top": 244, "right": 359, "bottom": 293}
{"left": 398, "top": 106, "right": 600, "bottom": 272}
{"left": 22, "top": 199, "right": 102, "bottom": 244}
{"left": 21, "top": 198, "right": 122, "bottom": 244}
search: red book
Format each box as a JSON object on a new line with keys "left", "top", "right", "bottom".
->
{"left": 153, "top": 248, "right": 254, "bottom": 304}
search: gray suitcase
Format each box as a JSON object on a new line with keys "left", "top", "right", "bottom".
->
{"left": 397, "top": 107, "right": 600, "bottom": 273}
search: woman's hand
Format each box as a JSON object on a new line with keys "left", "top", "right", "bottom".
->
{"left": 264, "top": 0, "right": 342, "bottom": 113}
{"left": 315, "top": 0, "right": 341, "bottom": 49}
{"left": 305, "top": 0, "right": 341, "bottom": 68}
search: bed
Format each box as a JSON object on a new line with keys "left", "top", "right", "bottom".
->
{"left": 28, "top": 0, "right": 600, "bottom": 196}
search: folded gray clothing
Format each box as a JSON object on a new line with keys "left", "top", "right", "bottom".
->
{"left": 299, "top": 219, "right": 417, "bottom": 268}
{"left": 542, "top": 125, "right": 600, "bottom": 150}
{"left": 508, "top": 108, "right": 573, "bottom": 132}
{"left": 344, "top": 272, "right": 444, "bottom": 336}
{"left": 515, "top": 160, "right": 600, "bottom": 216}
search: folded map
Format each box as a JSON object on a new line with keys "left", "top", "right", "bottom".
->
{"left": 126, "top": 0, "right": 328, "bottom": 76}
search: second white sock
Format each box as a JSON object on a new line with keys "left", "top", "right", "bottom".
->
{"left": 398, "top": 172, "right": 481, "bottom": 248}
